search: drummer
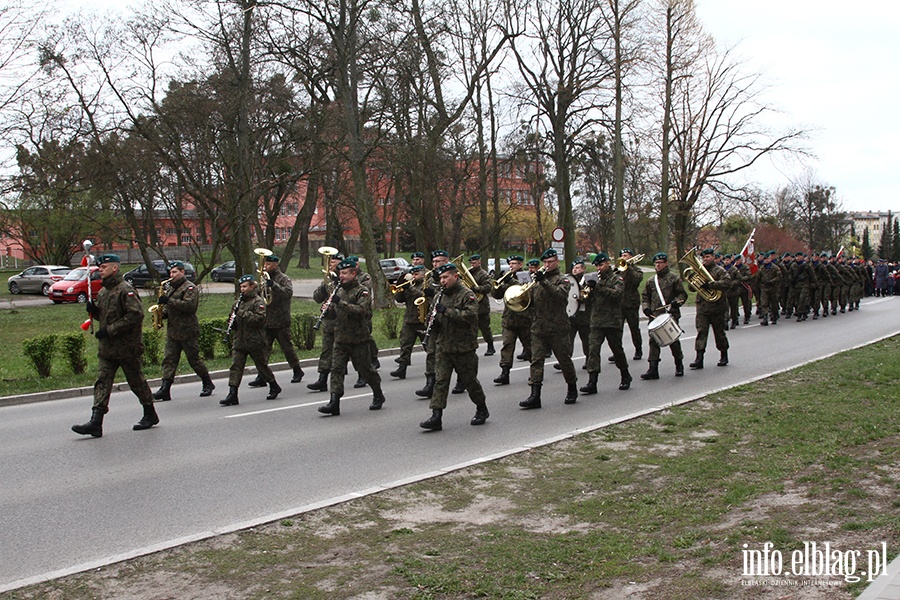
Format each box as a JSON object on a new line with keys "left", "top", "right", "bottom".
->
{"left": 639, "top": 252, "right": 688, "bottom": 380}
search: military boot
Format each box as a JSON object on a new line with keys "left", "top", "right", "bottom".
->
{"left": 415, "top": 374, "right": 436, "bottom": 398}
{"left": 248, "top": 374, "right": 266, "bottom": 388}
{"left": 220, "top": 386, "right": 239, "bottom": 406}
{"left": 689, "top": 351, "right": 704, "bottom": 370}
{"left": 717, "top": 350, "right": 729, "bottom": 367}
{"left": 633, "top": 349, "right": 643, "bottom": 360}
{"left": 731, "top": 319, "right": 739, "bottom": 329}
{"left": 266, "top": 379, "right": 282, "bottom": 400}
{"left": 133, "top": 404, "right": 160, "bottom": 430}
{"left": 564, "top": 381, "right": 578, "bottom": 404}
{"left": 761, "top": 315, "right": 769, "bottom": 326}
{"left": 519, "top": 384, "right": 542, "bottom": 409}
{"left": 471, "top": 404, "right": 489, "bottom": 425}
{"left": 420, "top": 409, "right": 442, "bottom": 431}
{"left": 72, "top": 407, "right": 105, "bottom": 438}
{"left": 152, "top": 379, "right": 173, "bottom": 402}
{"left": 640, "top": 361, "right": 660, "bottom": 380}
{"left": 353, "top": 376, "right": 367, "bottom": 388}
{"left": 493, "top": 366, "right": 510, "bottom": 385}
{"left": 579, "top": 372, "right": 598, "bottom": 395}
{"left": 675, "top": 359, "right": 684, "bottom": 377}
{"left": 291, "top": 367, "right": 305, "bottom": 383}
{"left": 200, "top": 377, "right": 215, "bottom": 397}
{"left": 369, "top": 384, "right": 385, "bottom": 410}
{"left": 451, "top": 378, "right": 466, "bottom": 394}
{"left": 307, "top": 371, "right": 329, "bottom": 392}
{"left": 484, "top": 344, "right": 496, "bottom": 356}
{"left": 319, "top": 393, "right": 341, "bottom": 416}
{"left": 389, "top": 364, "right": 407, "bottom": 379}
{"left": 619, "top": 369, "right": 633, "bottom": 390}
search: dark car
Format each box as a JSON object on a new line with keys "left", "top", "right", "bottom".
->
{"left": 49, "top": 267, "right": 103, "bottom": 304}
{"left": 7, "top": 265, "right": 71, "bottom": 296}
{"left": 379, "top": 258, "right": 412, "bottom": 283}
{"left": 210, "top": 260, "right": 237, "bottom": 283}
{"left": 123, "top": 260, "right": 196, "bottom": 288}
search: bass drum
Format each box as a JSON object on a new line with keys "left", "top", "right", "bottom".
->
{"left": 564, "top": 274, "right": 581, "bottom": 317}
{"left": 648, "top": 313, "right": 683, "bottom": 347}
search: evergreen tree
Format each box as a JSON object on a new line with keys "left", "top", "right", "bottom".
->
{"left": 861, "top": 227, "right": 873, "bottom": 260}
{"left": 893, "top": 217, "right": 900, "bottom": 262}
{"left": 877, "top": 211, "right": 892, "bottom": 259}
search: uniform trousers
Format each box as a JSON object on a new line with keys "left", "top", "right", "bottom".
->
{"left": 430, "top": 349, "right": 486, "bottom": 410}
{"left": 477, "top": 312, "right": 493, "bottom": 348}
{"left": 265, "top": 327, "right": 301, "bottom": 369}
{"left": 499, "top": 320, "right": 531, "bottom": 368}
{"left": 397, "top": 321, "right": 424, "bottom": 366}
{"left": 622, "top": 305, "right": 642, "bottom": 355}
{"left": 760, "top": 286, "right": 780, "bottom": 320}
{"left": 586, "top": 326, "right": 627, "bottom": 373}
{"left": 695, "top": 311, "right": 729, "bottom": 352}
{"left": 94, "top": 355, "right": 154, "bottom": 411}
{"left": 229, "top": 346, "right": 274, "bottom": 388}
{"left": 647, "top": 317, "right": 684, "bottom": 362}
{"left": 161, "top": 337, "right": 210, "bottom": 381}
{"left": 330, "top": 341, "right": 381, "bottom": 396}
{"left": 530, "top": 330, "right": 576, "bottom": 385}
{"left": 316, "top": 325, "right": 335, "bottom": 373}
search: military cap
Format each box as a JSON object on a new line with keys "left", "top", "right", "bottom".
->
{"left": 96, "top": 254, "right": 120, "bottom": 264}
{"left": 435, "top": 263, "right": 458, "bottom": 276}
{"left": 527, "top": 258, "right": 540, "bottom": 266}
{"left": 346, "top": 255, "right": 359, "bottom": 264}
{"left": 168, "top": 260, "right": 185, "bottom": 270}
{"left": 410, "top": 265, "right": 425, "bottom": 272}
{"left": 700, "top": 247, "right": 715, "bottom": 256}
{"left": 571, "top": 258, "right": 585, "bottom": 267}
{"left": 592, "top": 252, "right": 610, "bottom": 265}
{"left": 507, "top": 254, "right": 524, "bottom": 263}
{"left": 782, "top": 252, "right": 792, "bottom": 259}
{"left": 238, "top": 274, "right": 256, "bottom": 284}
{"left": 652, "top": 252, "right": 668, "bottom": 262}
{"left": 620, "top": 248, "right": 634, "bottom": 256}
{"left": 411, "top": 252, "right": 425, "bottom": 259}
{"left": 431, "top": 249, "right": 449, "bottom": 259}
{"left": 265, "top": 254, "right": 279, "bottom": 262}
{"left": 795, "top": 252, "right": 805, "bottom": 258}
{"left": 469, "top": 254, "right": 481, "bottom": 261}
{"left": 333, "top": 253, "right": 345, "bottom": 261}
{"left": 540, "top": 248, "right": 558, "bottom": 260}
{"left": 723, "top": 254, "right": 732, "bottom": 260}
{"left": 336, "top": 259, "right": 357, "bottom": 271}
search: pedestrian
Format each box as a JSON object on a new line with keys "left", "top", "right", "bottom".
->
{"left": 72, "top": 254, "right": 159, "bottom": 437}
{"left": 151, "top": 261, "right": 215, "bottom": 402}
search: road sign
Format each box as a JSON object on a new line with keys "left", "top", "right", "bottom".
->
{"left": 551, "top": 227, "right": 565, "bottom": 243}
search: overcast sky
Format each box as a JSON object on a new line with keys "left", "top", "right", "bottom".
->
{"left": 694, "top": 0, "right": 900, "bottom": 215}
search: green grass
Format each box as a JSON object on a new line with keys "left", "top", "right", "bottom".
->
{"left": 6, "top": 336, "right": 898, "bottom": 599}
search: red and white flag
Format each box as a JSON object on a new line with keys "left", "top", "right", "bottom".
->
{"left": 836, "top": 245, "right": 845, "bottom": 260}
{"left": 740, "top": 228, "right": 758, "bottom": 275}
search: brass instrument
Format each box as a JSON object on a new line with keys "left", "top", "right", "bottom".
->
{"left": 579, "top": 275, "right": 592, "bottom": 300}
{"left": 504, "top": 266, "right": 547, "bottom": 312}
{"left": 390, "top": 274, "right": 416, "bottom": 295}
{"left": 318, "top": 246, "right": 339, "bottom": 289}
{"left": 617, "top": 253, "right": 645, "bottom": 272}
{"left": 457, "top": 260, "right": 484, "bottom": 301}
{"left": 254, "top": 247, "right": 273, "bottom": 305}
{"left": 490, "top": 268, "right": 516, "bottom": 290}
{"left": 413, "top": 295, "right": 429, "bottom": 323}
{"left": 148, "top": 277, "right": 173, "bottom": 330}
{"left": 679, "top": 248, "right": 722, "bottom": 302}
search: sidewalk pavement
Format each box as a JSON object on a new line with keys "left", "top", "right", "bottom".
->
{"left": 858, "top": 553, "right": 900, "bottom": 600}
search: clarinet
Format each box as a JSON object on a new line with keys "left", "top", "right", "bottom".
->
{"left": 420, "top": 288, "right": 443, "bottom": 351}
{"left": 313, "top": 283, "right": 341, "bottom": 330}
{"left": 222, "top": 296, "right": 241, "bottom": 343}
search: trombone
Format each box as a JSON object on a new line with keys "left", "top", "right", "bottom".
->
{"left": 617, "top": 253, "right": 645, "bottom": 271}
{"left": 254, "top": 247, "right": 273, "bottom": 305}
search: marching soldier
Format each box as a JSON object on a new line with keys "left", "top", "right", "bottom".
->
{"left": 567, "top": 258, "right": 591, "bottom": 363}
{"left": 390, "top": 265, "right": 427, "bottom": 379}
{"left": 722, "top": 254, "right": 743, "bottom": 330}
{"left": 779, "top": 253, "right": 794, "bottom": 318}
{"left": 581, "top": 252, "right": 631, "bottom": 394}
{"left": 318, "top": 259, "right": 386, "bottom": 416}
{"left": 346, "top": 255, "right": 380, "bottom": 389}
{"left": 519, "top": 248, "right": 578, "bottom": 409}
{"left": 221, "top": 275, "right": 282, "bottom": 406}
{"left": 415, "top": 250, "right": 450, "bottom": 399}
{"left": 734, "top": 253, "right": 754, "bottom": 324}
{"left": 307, "top": 252, "right": 343, "bottom": 392}
{"left": 618, "top": 248, "right": 644, "bottom": 360}
{"left": 419, "top": 263, "right": 490, "bottom": 431}
{"left": 491, "top": 255, "right": 532, "bottom": 385}
{"left": 151, "top": 261, "right": 215, "bottom": 402}
{"left": 639, "top": 252, "right": 688, "bottom": 380}
{"left": 791, "top": 252, "right": 817, "bottom": 321}
{"left": 759, "top": 251, "right": 782, "bottom": 325}
{"left": 468, "top": 254, "right": 495, "bottom": 356}
{"left": 688, "top": 248, "right": 732, "bottom": 369}
{"left": 73, "top": 254, "right": 159, "bottom": 437}
{"left": 247, "top": 254, "right": 305, "bottom": 387}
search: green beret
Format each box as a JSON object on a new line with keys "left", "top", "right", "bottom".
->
{"left": 336, "top": 259, "right": 356, "bottom": 271}
{"left": 620, "top": 248, "right": 633, "bottom": 256}
{"left": 168, "top": 260, "right": 185, "bottom": 270}
{"left": 346, "top": 255, "right": 359, "bottom": 264}
{"left": 410, "top": 265, "right": 425, "bottom": 272}
{"left": 527, "top": 258, "right": 540, "bottom": 266}
{"left": 96, "top": 254, "right": 120, "bottom": 264}
{"left": 265, "top": 254, "right": 279, "bottom": 262}
{"left": 431, "top": 250, "right": 449, "bottom": 259}
{"left": 238, "top": 274, "right": 256, "bottom": 284}
{"left": 540, "top": 248, "right": 558, "bottom": 260}
{"left": 469, "top": 254, "right": 481, "bottom": 261}
{"left": 507, "top": 255, "right": 524, "bottom": 263}
{"left": 700, "top": 248, "right": 715, "bottom": 256}
{"left": 652, "top": 252, "right": 668, "bottom": 262}
{"left": 411, "top": 252, "right": 425, "bottom": 259}
{"left": 592, "top": 252, "right": 609, "bottom": 265}
{"left": 571, "top": 258, "right": 585, "bottom": 267}
{"left": 436, "top": 263, "right": 458, "bottom": 276}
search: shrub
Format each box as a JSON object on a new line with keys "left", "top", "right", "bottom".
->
{"left": 143, "top": 328, "right": 162, "bottom": 366}
{"left": 59, "top": 333, "right": 88, "bottom": 374}
{"left": 377, "top": 307, "right": 402, "bottom": 340}
{"left": 291, "top": 313, "right": 318, "bottom": 351}
{"left": 198, "top": 319, "right": 223, "bottom": 359}
{"left": 22, "top": 334, "right": 58, "bottom": 378}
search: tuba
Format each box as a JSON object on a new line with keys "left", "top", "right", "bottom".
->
{"left": 456, "top": 261, "right": 484, "bottom": 301}
{"left": 148, "top": 277, "right": 173, "bottom": 330}
{"left": 503, "top": 266, "right": 546, "bottom": 312}
{"left": 679, "top": 248, "right": 722, "bottom": 302}
{"left": 254, "top": 248, "right": 273, "bottom": 304}
{"left": 318, "top": 246, "right": 339, "bottom": 289}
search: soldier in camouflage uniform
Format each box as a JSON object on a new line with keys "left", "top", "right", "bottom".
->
{"left": 581, "top": 252, "right": 632, "bottom": 394}
{"left": 415, "top": 250, "right": 450, "bottom": 399}
{"left": 639, "top": 252, "right": 688, "bottom": 380}
{"left": 247, "top": 254, "right": 304, "bottom": 388}
{"left": 812, "top": 253, "right": 831, "bottom": 319}
{"left": 519, "top": 248, "right": 578, "bottom": 409}
{"left": 72, "top": 254, "right": 159, "bottom": 437}
{"left": 791, "top": 252, "right": 817, "bottom": 321}
{"left": 689, "top": 248, "right": 732, "bottom": 369}
{"left": 151, "top": 261, "right": 214, "bottom": 402}
{"left": 734, "top": 254, "right": 754, "bottom": 324}
{"left": 390, "top": 265, "right": 427, "bottom": 379}
{"left": 850, "top": 258, "right": 864, "bottom": 310}
{"left": 758, "top": 252, "right": 782, "bottom": 325}
{"left": 307, "top": 253, "right": 343, "bottom": 392}
{"left": 450, "top": 254, "right": 494, "bottom": 394}
{"left": 318, "top": 260, "right": 386, "bottom": 416}
{"left": 491, "top": 255, "right": 532, "bottom": 386}
{"left": 779, "top": 253, "right": 794, "bottom": 318}
{"left": 220, "top": 275, "right": 282, "bottom": 406}
{"left": 419, "top": 263, "right": 490, "bottom": 431}
{"left": 566, "top": 258, "right": 592, "bottom": 365}
{"left": 722, "top": 254, "right": 743, "bottom": 330}
{"left": 617, "top": 249, "right": 644, "bottom": 360}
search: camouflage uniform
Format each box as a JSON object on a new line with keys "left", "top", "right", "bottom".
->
{"left": 620, "top": 263, "right": 644, "bottom": 358}
{"left": 691, "top": 262, "right": 732, "bottom": 361}
{"left": 393, "top": 277, "right": 426, "bottom": 367}
{"left": 312, "top": 278, "right": 338, "bottom": 376}
{"left": 228, "top": 287, "right": 275, "bottom": 387}
{"left": 491, "top": 270, "right": 532, "bottom": 373}
{"left": 640, "top": 266, "right": 688, "bottom": 367}
{"left": 791, "top": 257, "right": 817, "bottom": 320}
{"left": 468, "top": 264, "right": 495, "bottom": 353}
{"left": 585, "top": 268, "right": 628, "bottom": 376}
{"left": 529, "top": 267, "right": 576, "bottom": 387}
{"left": 758, "top": 260, "right": 782, "bottom": 324}
{"left": 327, "top": 279, "right": 382, "bottom": 397}
{"left": 262, "top": 268, "right": 303, "bottom": 377}
{"left": 160, "top": 277, "right": 210, "bottom": 382}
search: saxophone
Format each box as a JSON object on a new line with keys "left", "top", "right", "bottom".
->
{"left": 148, "top": 277, "right": 173, "bottom": 330}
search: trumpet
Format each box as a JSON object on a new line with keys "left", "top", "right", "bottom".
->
{"left": 679, "top": 248, "right": 722, "bottom": 302}
{"left": 390, "top": 274, "right": 416, "bottom": 295}
{"left": 148, "top": 277, "right": 173, "bottom": 330}
{"left": 504, "top": 266, "right": 547, "bottom": 312}
{"left": 491, "top": 268, "right": 516, "bottom": 290}
{"left": 617, "top": 253, "right": 645, "bottom": 271}
{"left": 254, "top": 248, "right": 273, "bottom": 305}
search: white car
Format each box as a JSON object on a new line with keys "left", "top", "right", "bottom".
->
{"left": 7, "top": 265, "right": 71, "bottom": 296}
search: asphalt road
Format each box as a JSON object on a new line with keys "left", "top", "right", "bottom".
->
{"left": 1, "top": 296, "right": 898, "bottom": 592}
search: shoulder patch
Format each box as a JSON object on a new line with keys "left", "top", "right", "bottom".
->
{"left": 467, "top": 292, "right": 476, "bottom": 301}
{"left": 127, "top": 292, "right": 135, "bottom": 297}
{"left": 258, "top": 304, "right": 265, "bottom": 309}
{"left": 361, "top": 291, "right": 369, "bottom": 297}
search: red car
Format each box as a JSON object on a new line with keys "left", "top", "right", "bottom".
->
{"left": 49, "top": 267, "right": 102, "bottom": 304}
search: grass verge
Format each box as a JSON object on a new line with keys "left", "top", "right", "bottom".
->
{"left": 4, "top": 336, "right": 898, "bottom": 599}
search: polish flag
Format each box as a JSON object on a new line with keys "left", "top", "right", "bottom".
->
{"left": 740, "top": 228, "right": 758, "bottom": 275}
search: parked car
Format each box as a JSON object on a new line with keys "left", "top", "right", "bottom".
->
{"left": 49, "top": 267, "right": 103, "bottom": 304}
{"left": 7, "top": 265, "right": 71, "bottom": 296}
{"left": 210, "top": 260, "right": 237, "bottom": 283}
{"left": 379, "top": 257, "right": 412, "bottom": 283}
{"left": 486, "top": 258, "right": 511, "bottom": 278}
{"left": 122, "top": 260, "right": 196, "bottom": 288}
